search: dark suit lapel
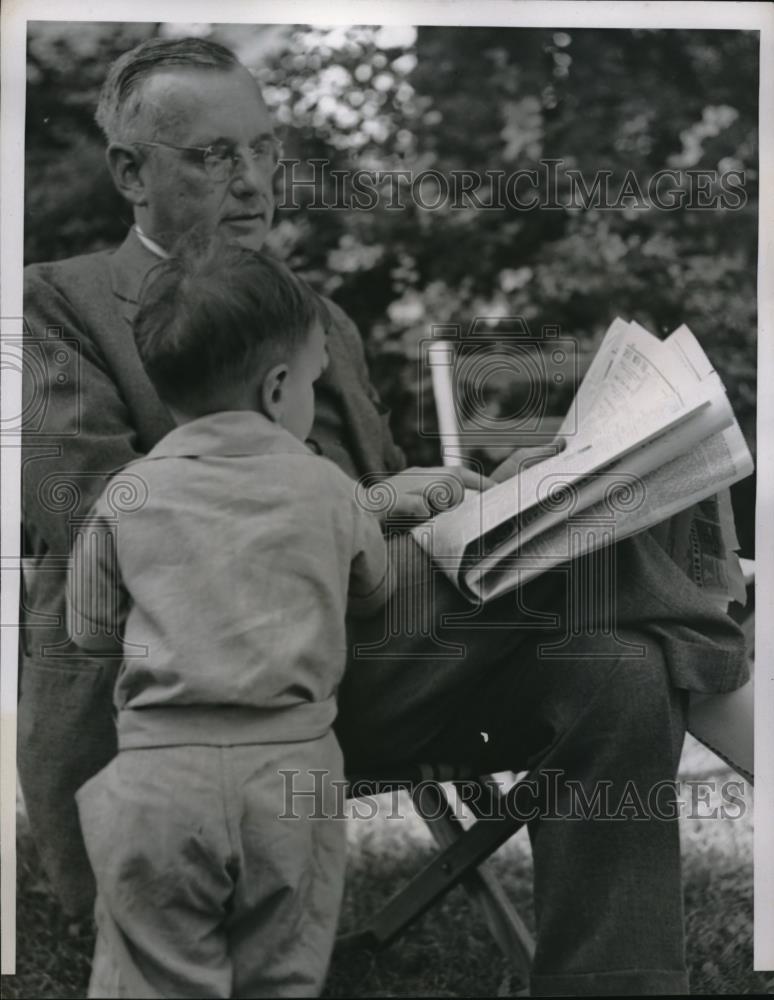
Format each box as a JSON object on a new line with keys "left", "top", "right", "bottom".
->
{"left": 322, "top": 330, "right": 387, "bottom": 475}
{"left": 108, "top": 228, "right": 164, "bottom": 330}
{"left": 101, "top": 229, "right": 175, "bottom": 447}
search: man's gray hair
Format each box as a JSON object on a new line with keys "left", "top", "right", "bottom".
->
{"left": 95, "top": 36, "right": 241, "bottom": 143}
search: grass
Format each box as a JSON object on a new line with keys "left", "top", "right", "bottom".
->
{"left": 3, "top": 739, "right": 772, "bottom": 998}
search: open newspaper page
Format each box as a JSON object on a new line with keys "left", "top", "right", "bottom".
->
{"left": 417, "top": 381, "right": 715, "bottom": 598}
{"left": 656, "top": 325, "right": 749, "bottom": 610}
{"left": 471, "top": 421, "right": 752, "bottom": 602}
{"left": 467, "top": 323, "right": 753, "bottom": 602}
{"left": 662, "top": 481, "right": 747, "bottom": 611}
{"left": 414, "top": 318, "right": 754, "bottom": 603}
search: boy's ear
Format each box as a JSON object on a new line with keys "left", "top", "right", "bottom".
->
{"left": 260, "top": 363, "right": 289, "bottom": 423}
{"left": 105, "top": 144, "right": 148, "bottom": 207}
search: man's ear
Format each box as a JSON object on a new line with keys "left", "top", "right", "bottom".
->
{"left": 105, "top": 143, "right": 148, "bottom": 207}
{"left": 260, "top": 363, "right": 289, "bottom": 423}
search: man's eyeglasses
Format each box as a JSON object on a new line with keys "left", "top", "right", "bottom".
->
{"left": 133, "top": 135, "right": 284, "bottom": 184}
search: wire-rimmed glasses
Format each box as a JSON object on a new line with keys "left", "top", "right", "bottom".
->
{"left": 133, "top": 135, "right": 284, "bottom": 183}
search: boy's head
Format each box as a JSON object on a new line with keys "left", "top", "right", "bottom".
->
{"left": 134, "top": 239, "right": 328, "bottom": 441}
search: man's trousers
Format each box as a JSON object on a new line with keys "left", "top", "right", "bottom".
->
{"left": 334, "top": 530, "right": 747, "bottom": 996}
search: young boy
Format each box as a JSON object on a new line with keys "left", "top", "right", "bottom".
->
{"left": 67, "top": 242, "right": 391, "bottom": 998}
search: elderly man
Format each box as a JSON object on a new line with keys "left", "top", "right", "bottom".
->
{"left": 21, "top": 35, "right": 747, "bottom": 997}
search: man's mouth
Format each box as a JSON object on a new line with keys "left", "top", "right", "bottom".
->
{"left": 222, "top": 212, "right": 264, "bottom": 225}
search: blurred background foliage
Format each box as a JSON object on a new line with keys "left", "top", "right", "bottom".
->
{"left": 25, "top": 22, "right": 758, "bottom": 552}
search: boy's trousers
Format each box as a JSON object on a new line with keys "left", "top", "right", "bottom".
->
{"left": 75, "top": 731, "right": 347, "bottom": 999}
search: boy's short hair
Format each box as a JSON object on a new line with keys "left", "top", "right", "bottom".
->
{"left": 134, "top": 238, "right": 326, "bottom": 414}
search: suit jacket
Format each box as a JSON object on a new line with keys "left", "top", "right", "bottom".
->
{"left": 19, "top": 229, "right": 404, "bottom": 914}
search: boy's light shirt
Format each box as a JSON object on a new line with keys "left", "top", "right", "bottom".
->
{"left": 68, "top": 410, "right": 391, "bottom": 749}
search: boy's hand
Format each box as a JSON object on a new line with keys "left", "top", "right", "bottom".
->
{"left": 376, "top": 465, "right": 493, "bottom": 523}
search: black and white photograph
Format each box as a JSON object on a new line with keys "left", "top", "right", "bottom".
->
{"left": 1, "top": 2, "right": 772, "bottom": 997}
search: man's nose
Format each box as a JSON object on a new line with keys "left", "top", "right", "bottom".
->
{"left": 230, "top": 150, "right": 272, "bottom": 198}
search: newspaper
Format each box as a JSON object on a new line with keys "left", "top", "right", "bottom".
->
{"left": 413, "top": 318, "right": 754, "bottom": 603}
{"left": 666, "top": 490, "right": 747, "bottom": 611}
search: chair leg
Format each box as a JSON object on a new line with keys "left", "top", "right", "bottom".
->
{"left": 414, "top": 781, "right": 534, "bottom": 991}
{"left": 337, "top": 779, "right": 533, "bottom": 994}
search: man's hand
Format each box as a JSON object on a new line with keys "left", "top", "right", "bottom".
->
{"left": 490, "top": 437, "right": 566, "bottom": 484}
{"left": 375, "top": 465, "right": 493, "bottom": 523}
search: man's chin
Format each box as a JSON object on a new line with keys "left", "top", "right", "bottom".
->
{"left": 219, "top": 216, "right": 269, "bottom": 250}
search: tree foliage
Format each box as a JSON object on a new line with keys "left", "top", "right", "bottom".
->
{"left": 24, "top": 22, "right": 759, "bottom": 549}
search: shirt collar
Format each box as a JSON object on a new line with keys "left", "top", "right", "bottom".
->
{"left": 133, "top": 224, "right": 170, "bottom": 260}
{"left": 141, "top": 410, "right": 313, "bottom": 462}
